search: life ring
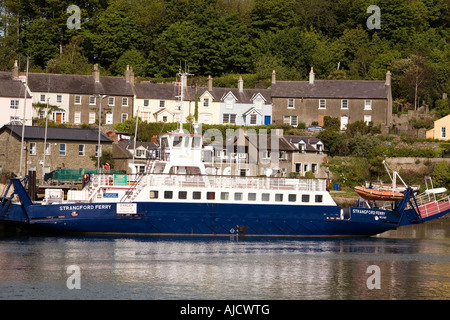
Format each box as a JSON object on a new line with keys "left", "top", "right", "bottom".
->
{"left": 107, "top": 175, "right": 113, "bottom": 186}
{"left": 83, "top": 173, "right": 90, "bottom": 184}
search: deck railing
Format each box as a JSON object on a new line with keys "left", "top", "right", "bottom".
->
{"left": 87, "top": 173, "right": 328, "bottom": 194}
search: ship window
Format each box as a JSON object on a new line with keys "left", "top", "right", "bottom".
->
{"left": 150, "top": 190, "right": 159, "bottom": 199}
{"left": 315, "top": 195, "right": 323, "bottom": 203}
{"left": 234, "top": 192, "right": 243, "bottom": 200}
{"left": 193, "top": 191, "right": 201, "bottom": 200}
{"left": 248, "top": 193, "right": 256, "bottom": 201}
{"left": 261, "top": 193, "right": 270, "bottom": 201}
{"left": 301, "top": 194, "right": 310, "bottom": 202}
{"left": 178, "top": 191, "right": 187, "bottom": 199}
{"left": 164, "top": 191, "right": 173, "bottom": 199}
{"left": 275, "top": 194, "right": 283, "bottom": 202}
{"left": 288, "top": 194, "right": 297, "bottom": 202}
{"left": 207, "top": 192, "right": 215, "bottom": 200}
{"left": 221, "top": 192, "right": 229, "bottom": 200}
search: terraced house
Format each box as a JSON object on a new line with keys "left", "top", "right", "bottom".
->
{"left": 25, "top": 64, "right": 134, "bottom": 126}
{"left": 271, "top": 68, "right": 393, "bottom": 132}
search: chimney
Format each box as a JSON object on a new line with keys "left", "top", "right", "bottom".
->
{"left": 272, "top": 70, "right": 276, "bottom": 84}
{"left": 385, "top": 70, "right": 391, "bottom": 86}
{"left": 93, "top": 64, "right": 100, "bottom": 82}
{"left": 309, "top": 67, "right": 314, "bottom": 85}
{"left": 12, "top": 60, "right": 19, "bottom": 79}
{"left": 238, "top": 75, "right": 243, "bottom": 93}
{"left": 207, "top": 75, "right": 212, "bottom": 91}
{"left": 125, "top": 65, "right": 134, "bottom": 85}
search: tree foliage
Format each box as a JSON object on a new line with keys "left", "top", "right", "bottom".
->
{"left": 0, "top": 0, "right": 448, "bottom": 108}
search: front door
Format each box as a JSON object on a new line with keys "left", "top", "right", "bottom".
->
{"left": 264, "top": 115, "right": 271, "bottom": 125}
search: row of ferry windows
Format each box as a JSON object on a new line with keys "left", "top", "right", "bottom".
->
{"left": 149, "top": 190, "right": 323, "bottom": 203}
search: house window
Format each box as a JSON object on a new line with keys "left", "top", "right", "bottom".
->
{"left": 96, "top": 145, "right": 101, "bottom": 157}
{"left": 56, "top": 95, "right": 62, "bottom": 103}
{"left": 364, "top": 115, "right": 372, "bottom": 125}
{"left": 89, "top": 96, "right": 96, "bottom": 105}
{"left": 10, "top": 100, "right": 19, "bottom": 109}
{"left": 203, "top": 98, "right": 209, "bottom": 107}
{"left": 121, "top": 113, "right": 128, "bottom": 122}
{"left": 108, "top": 97, "right": 115, "bottom": 106}
{"left": 311, "top": 163, "right": 318, "bottom": 174}
{"left": 441, "top": 127, "right": 446, "bottom": 139}
{"left": 341, "top": 99, "right": 348, "bottom": 109}
{"left": 59, "top": 143, "right": 66, "bottom": 156}
{"left": 226, "top": 97, "right": 234, "bottom": 109}
{"left": 74, "top": 111, "right": 81, "bottom": 124}
{"left": 364, "top": 100, "right": 372, "bottom": 110}
{"left": 44, "top": 143, "right": 51, "bottom": 155}
{"left": 40, "top": 94, "right": 46, "bottom": 102}
{"left": 162, "top": 116, "right": 167, "bottom": 122}
{"left": 74, "top": 95, "right": 81, "bottom": 104}
{"left": 29, "top": 142, "right": 36, "bottom": 155}
{"left": 159, "top": 100, "right": 165, "bottom": 108}
{"left": 319, "top": 99, "right": 326, "bottom": 109}
{"left": 223, "top": 114, "right": 236, "bottom": 124}
{"left": 250, "top": 114, "right": 257, "bottom": 125}
{"left": 89, "top": 112, "right": 96, "bottom": 124}
{"left": 136, "top": 149, "right": 146, "bottom": 158}
{"left": 288, "top": 98, "right": 295, "bottom": 109}
{"left": 78, "top": 144, "right": 85, "bottom": 156}
{"left": 143, "top": 99, "right": 149, "bottom": 107}
{"left": 122, "top": 98, "right": 128, "bottom": 107}
{"left": 290, "top": 115, "right": 298, "bottom": 126}
{"left": 9, "top": 116, "right": 19, "bottom": 122}
{"left": 283, "top": 115, "right": 297, "bottom": 126}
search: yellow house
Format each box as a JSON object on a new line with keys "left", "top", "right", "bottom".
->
{"left": 426, "top": 114, "right": 450, "bottom": 140}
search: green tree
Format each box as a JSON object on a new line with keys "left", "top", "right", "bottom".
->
{"left": 431, "top": 160, "right": 450, "bottom": 189}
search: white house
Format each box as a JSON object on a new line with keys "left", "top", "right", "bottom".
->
{"left": 0, "top": 71, "right": 33, "bottom": 127}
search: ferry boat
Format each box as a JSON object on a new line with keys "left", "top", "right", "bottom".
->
{"left": 0, "top": 72, "right": 449, "bottom": 237}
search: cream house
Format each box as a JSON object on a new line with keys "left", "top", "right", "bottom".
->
{"left": 426, "top": 114, "right": 450, "bottom": 140}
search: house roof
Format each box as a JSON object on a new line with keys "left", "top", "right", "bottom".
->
{"left": 0, "top": 78, "right": 31, "bottom": 99}
{"left": 199, "top": 87, "right": 272, "bottom": 104}
{"left": 25, "top": 73, "right": 134, "bottom": 96}
{"left": 284, "top": 135, "right": 324, "bottom": 152}
{"left": 1, "top": 125, "right": 113, "bottom": 143}
{"left": 272, "top": 80, "right": 389, "bottom": 99}
{"left": 114, "top": 140, "right": 159, "bottom": 159}
{"left": 135, "top": 82, "right": 195, "bottom": 100}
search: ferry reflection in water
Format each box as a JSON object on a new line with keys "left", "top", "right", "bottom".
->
{"left": 0, "top": 221, "right": 449, "bottom": 300}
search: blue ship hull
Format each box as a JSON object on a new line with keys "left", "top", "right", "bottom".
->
{"left": 1, "top": 178, "right": 448, "bottom": 237}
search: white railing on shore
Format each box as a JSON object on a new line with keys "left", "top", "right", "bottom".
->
{"left": 87, "top": 173, "right": 327, "bottom": 193}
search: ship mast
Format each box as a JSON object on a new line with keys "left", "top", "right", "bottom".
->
{"left": 175, "top": 63, "right": 192, "bottom": 132}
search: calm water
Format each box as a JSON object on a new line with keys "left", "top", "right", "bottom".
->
{"left": 0, "top": 221, "right": 449, "bottom": 300}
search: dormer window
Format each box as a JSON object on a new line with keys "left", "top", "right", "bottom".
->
{"left": 135, "top": 147, "right": 146, "bottom": 159}
{"left": 299, "top": 142, "right": 306, "bottom": 153}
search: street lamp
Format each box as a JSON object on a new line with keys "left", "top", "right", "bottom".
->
{"left": 96, "top": 94, "right": 108, "bottom": 170}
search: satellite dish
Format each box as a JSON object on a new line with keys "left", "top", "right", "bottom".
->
{"left": 266, "top": 169, "right": 273, "bottom": 177}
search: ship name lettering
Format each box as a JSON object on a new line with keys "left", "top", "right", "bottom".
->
{"left": 59, "top": 204, "right": 111, "bottom": 211}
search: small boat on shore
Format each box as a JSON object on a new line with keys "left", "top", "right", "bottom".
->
{"left": 354, "top": 186, "right": 404, "bottom": 201}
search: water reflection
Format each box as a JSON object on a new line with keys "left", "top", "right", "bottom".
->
{"left": 0, "top": 221, "right": 449, "bottom": 300}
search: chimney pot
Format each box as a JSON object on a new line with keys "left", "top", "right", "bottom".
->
{"left": 272, "top": 70, "right": 276, "bottom": 84}
{"left": 385, "top": 70, "right": 391, "bottom": 86}
{"left": 208, "top": 75, "right": 212, "bottom": 91}
{"left": 93, "top": 64, "right": 100, "bottom": 82}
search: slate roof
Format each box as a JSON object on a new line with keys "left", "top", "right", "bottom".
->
{"left": 284, "top": 135, "right": 324, "bottom": 152}
{"left": 135, "top": 82, "right": 195, "bottom": 100}
{"left": 1, "top": 125, "right": 113, "bottom": 143}
{"left": 0, "top": 78, "right": 31, "bottom": 98}
{"left": 114, "top": 141, "right": 159, "bottom": 159}
{"left": 272, "top": 80, "right": 389, "bottom": 99}
{"left": 199, "top": 87, "right": 272, "bottom": 103}
{"left": 26, "top": 73, "right": 134, "bottom": 96}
